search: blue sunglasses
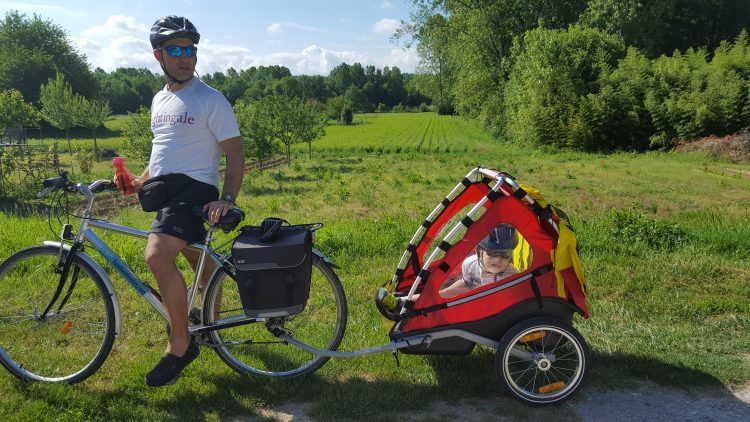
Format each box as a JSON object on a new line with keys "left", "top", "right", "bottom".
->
{"left": 161, "top": 45, "right": 197, "bottom": 57}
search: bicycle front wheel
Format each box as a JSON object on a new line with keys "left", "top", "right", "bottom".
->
{"left": 0, "top": 246, "right": 116, "bottom": 383}
{"left": 203, "top": 255, "right": 347, "bottom": 377}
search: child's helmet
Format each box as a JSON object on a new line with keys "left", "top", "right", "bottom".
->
{"left": 478, "top": 224, "right": 518, "bottom": 251}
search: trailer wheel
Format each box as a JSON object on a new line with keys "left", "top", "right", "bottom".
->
{"left": 495, "top": 317, "right": 589, "bottom": 406}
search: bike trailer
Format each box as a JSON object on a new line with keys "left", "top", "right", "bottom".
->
{"left": 376, "top": 167, "right": 588, "bottom": 355}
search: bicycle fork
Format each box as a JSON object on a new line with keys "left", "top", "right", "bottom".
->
{"left": 37, "top": 225, "right": 82, "bottom": 322}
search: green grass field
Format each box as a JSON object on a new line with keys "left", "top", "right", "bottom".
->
{"left": 0, "top": 112, "right": 749, "bottom": 421}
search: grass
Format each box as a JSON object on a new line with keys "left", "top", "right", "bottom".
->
{"left": 0, "top": 112, "right": 749, "bottom": 420}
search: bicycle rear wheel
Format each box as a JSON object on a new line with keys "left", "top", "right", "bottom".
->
{"left": 203, "top": 255, "right": 347, "bottom": 377}
{"left": 0, "top": 246, "right": 116, "bottom": 383}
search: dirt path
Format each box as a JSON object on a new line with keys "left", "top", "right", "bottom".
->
{"left": 230, "top": 381, "right": 750, "bottom": 421}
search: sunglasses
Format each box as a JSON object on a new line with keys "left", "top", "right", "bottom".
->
{"left": 161, "top": 45, "right": 197, "bottom": 57}
{"left": 484, "top": 250, "right": 512, "bottom": 259}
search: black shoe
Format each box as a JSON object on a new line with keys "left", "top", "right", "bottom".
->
{"left": 145, "top": 342, "right": 200, "bottom": 387}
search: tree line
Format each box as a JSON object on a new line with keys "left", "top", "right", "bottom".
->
{"left": 94, "top": 62, "right": 430, "bottom": 115}
{"left": 0, "top": 11, "right": 429, "bottom": 118}
{"left": 0, "top": 10, "right": 430, "bottom": 171}
{"left": 400, "top": 0, "right": 750, "bottom": 151}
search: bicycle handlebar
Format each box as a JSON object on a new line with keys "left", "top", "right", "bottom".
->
{"left": 38, "top": 172, "right": 118, "bottom": 198}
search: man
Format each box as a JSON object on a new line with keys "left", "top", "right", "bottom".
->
{"left": 123, "top": 16, "right": 244, "bottom": 387}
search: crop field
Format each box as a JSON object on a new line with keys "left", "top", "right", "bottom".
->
{"left": 305, "top": 113, "right": 496, "bottom": 153}
{"left": 0, "top": 112, "right": 749, "bottom": 421}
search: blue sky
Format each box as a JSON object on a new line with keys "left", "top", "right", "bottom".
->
{"left": 0, "top": 0, "right": 420, "bottom": 75}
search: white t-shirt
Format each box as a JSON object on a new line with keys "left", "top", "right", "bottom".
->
{"left": 461, "top": 254, "right": 518, "bottom": 287}
{"left": 149, "top": 77, "right": 240, "bottom": 188}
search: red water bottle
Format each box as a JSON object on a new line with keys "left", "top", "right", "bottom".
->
{"left": 113, "top": 157, "right": 136, "bottom": 195}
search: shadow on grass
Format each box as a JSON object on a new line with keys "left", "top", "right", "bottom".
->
{"left": 0, "top": 200, "right": 51, "bottom": 217}
{"left": 10, "top": 348, "right": 743, "bottom": 421}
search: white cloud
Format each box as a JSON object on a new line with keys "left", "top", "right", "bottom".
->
{"left": 373, "top": 18, "right": 399, "bottom": 36}
{"left": 377, "top": 47, "right": 420, "bottom": 71}
{"left": 267, "top": 22, "right": 282, "bottom": 34}
{"left": 82, "top": 15, "right": 148, "bottom": 38}
{"left": 74, "top": 34, "right": 155, "bottom": 71}
{"left": 378, "top": 1, "right": 395, "bottom": 9}
{"left": 71, "top": 15, "right": 418, "bottom": 76}
{"left": 0, "top": 2, "right": 86, "bottom": 18}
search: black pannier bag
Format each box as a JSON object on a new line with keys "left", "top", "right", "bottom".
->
{"left": 231, "top": 221, "right": 313, "bottom": 318}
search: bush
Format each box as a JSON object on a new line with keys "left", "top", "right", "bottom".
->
{"left": 392, "top": 103, "right": 406, "bottom": 113}
{"left": 341, "top": 107, "right": 353, "bottom": 125}
{"left": 327, "top": 96, "right": 353, "bottom": 122}
{"left": 437, "top": 101, "right": 455, "bottom": 115}
{"left": 75, "top": 147, "right": 96, "bottom": 175}
{"left": 644, "top": 32, "right": 750, "bottom": 145}
{"left": 581, "top": 47, "right": 654, "bottom": 151}
{"left": 503, "top": 25, "right": 625, "bottom": 149}
{"left": 376, "top": 103, "right": 389, "bottom": 113}
{"left": 418, "top": 102, "right": 430, "bottom": 112}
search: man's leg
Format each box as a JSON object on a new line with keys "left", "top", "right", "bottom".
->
{"left": 181, "top": 248, "right": 221, "bottom": 321}
{"left": 181, "top": 248, "right": 216, "bottom": 290}
{"left": 145, "top": 232, "right": 191, "bottom": 356}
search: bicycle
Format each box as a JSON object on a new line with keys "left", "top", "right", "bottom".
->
{"left": 0, "top": 172, "right": 347, "bottom": 383}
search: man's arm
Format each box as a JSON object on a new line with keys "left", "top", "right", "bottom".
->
{"left": 133, "top": 167, "right": 150, "bottom": 191}
{"left": 203, "top": 136, "right": 245, "bottom": 224}
{"left": 218, "top": 136, "right": 244, "bottom": 199}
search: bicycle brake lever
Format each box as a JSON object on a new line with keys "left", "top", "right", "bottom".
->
{"left": 37, "top": 187, "right": 53, "bottom": 198}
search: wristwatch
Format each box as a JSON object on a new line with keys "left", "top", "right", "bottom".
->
{"left": 220, "top": 193, "right": 236, "bottom": 205}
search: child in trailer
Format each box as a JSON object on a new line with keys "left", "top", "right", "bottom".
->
{"left": 438, "top": 223, "right": 519, "bottom": 298}
{"left": 378, "top": 223, "right": 521, "bottom": 309}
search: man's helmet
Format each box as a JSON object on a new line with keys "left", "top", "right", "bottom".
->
{"left": 478, "top": 224, "right": 518, "bottom": 252}
{"left": 150, "top": 16, "right": 200, "bottom": 49}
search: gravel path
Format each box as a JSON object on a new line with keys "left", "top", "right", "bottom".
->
{"left": 231, "top": 381, "right": 750, "bottom": 421}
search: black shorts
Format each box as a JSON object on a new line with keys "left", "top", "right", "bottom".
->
{"left": 149, "top": 176, "right": 219, "bottom": 243}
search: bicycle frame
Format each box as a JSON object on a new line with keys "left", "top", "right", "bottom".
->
{"left": 83, "top": 219, "right": 225, "bottom": 322}
{"left": 47, "top": 180, "right": 231, "bottom": 335}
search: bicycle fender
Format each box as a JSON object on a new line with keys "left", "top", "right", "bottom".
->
{"left": 43, "top": 241, "right": 122, "bottom": 338}
{"left": 313, "top": 247, "right": 340, "bottom": 269}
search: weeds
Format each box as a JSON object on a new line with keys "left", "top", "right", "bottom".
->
{"left": 606, "top": 209, "right": 690, "bottom": 250}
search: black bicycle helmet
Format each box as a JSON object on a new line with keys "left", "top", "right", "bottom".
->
{"left": 150, "top": 16, "right": 200, "bottom": 49}
{"left": 478, "top": 224, "right": 518, "bottom": 251}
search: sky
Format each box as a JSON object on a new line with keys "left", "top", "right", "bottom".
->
{"left": 0, "top": 0, "right": 421, "bottom": 76}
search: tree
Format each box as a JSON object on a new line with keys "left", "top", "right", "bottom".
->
{"left": 0, "top": 11, "right": 96, "bottom": 104}
{"left": 326, "top": 96, "right": 353, "bottom": 122}
{"left": 268, "top": 96, "right": 327, "bottom": 160}
{"left": 75, "top": 97, "right": 111, "bottom": 155}
{"left": 503, "top": 25, "right": 625, "bottom": 149}
{"left": 344, "top": 85, "right": 370, "bottom": 112}
{"left": 233, "top": 99, "right": 281, "bottom": 169}
{"left": 580, "top": 0, "right": 750, "bottom": 57}
{"left": 328, "top": 63, "right": 352, "bottom": 95}
{"left": 93, "top": 67, "right": 161, "bottom": 114}
{"left": 400, "top": 0, "right": 587, "bottom": 126}
{"left": 0, "top": 89, "right": 40, "bottom": 138}
{"left": 122, "top": 106, "right": 153, "bottom": 161}
{"left": 396, "top": 12, "right": 453, "bottom": 109}
{"left": 39, "top": 72, "right": 79, "bottom": 153}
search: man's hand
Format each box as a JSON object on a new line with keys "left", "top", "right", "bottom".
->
{"left": 202, "top": 200, "right": 234, "bottom": 225}
{"left": 132, "top": 177, "right": 145, "bottom": 191}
